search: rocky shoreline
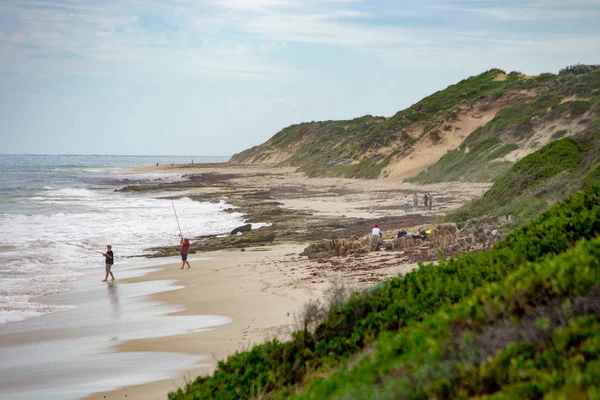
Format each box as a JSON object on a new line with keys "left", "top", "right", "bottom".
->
{"left": 118, "top": 169, "right": 436, "bottom": 257}
{"left": 118, "top": 165, "right": 499, "bottom": 272}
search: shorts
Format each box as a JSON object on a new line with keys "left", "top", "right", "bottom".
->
{"left": 181, "top": 253, "right": 188, "bottom": 261}
{"left": 371, "top": 235, "right": 380, "bottom": 247}
{"left": 105, "top": 264, "right": 112, "bottom": 272}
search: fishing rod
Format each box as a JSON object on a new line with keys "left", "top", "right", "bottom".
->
{"left": 167, "top": 187, "right": 183, "bottom": 238}
{"left": 66, "top": 242, "right": 106, "bottom": 255}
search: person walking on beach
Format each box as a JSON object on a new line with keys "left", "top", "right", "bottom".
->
{"left": 424, "top": 193, "right": 429, "bottom": 209}
{"left": 428, "top": 193, "right": 433, "bottom": 210}
{"left": 102, "top": 245, "right": 114, "bottom": 282}
{"left": 371, "top": 224, "right": 382, "bottom": 251}
{"left": 404, "top": 195, "right": 410, "bottom": 212}
{"left": 413, "top": 193, "right": 419, "bottom": 209}
{"left": 180, "top": 237, "right": 191, "bottom": 269}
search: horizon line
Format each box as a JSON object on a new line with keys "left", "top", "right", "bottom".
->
{"left": 0, "top": 153, "right": 233, "bottom": 158}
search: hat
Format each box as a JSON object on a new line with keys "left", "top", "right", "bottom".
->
{"left": 374, "top": 224, "right": 379, "bottom": 228}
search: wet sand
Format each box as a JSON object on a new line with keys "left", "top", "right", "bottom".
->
{"left": 84, "top": 242, "right": 420, "bottom": 400}
{"left": 1, "top": 247, "right": 324, "bottom": 400}
{"left": 81, "top": 245, "right": 312, "bottom": 399}
{"left": 0, "top": 257, "right": 223, "bottom": 400}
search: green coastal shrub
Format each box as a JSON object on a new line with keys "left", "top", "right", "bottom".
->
{"left": 485, "top": 138, "right": 581, "bottom": 202}
{"left": 297, "top": 237, "right": 600, "bottom": 399}
{"left": 445, "top": 127, "right": 600, "bottom": 229}
{"left": 409, "top": 67, "right": 600, "bottom": 184}
{"left": 169, "top": 184, "right": 600, "bottom": 400}
{"left": 406, "top": 137, "right": 515, "bottom": 183}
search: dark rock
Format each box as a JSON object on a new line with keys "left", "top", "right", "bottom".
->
{"left": 231, "top": 224, "right": 252, "bottom": 235}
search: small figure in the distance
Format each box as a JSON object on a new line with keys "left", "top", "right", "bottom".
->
{"left": 180, "top": 237, "right": 191, "bottom": 269}
{"left": 102, "top": 245, "right": 115, "bottom": 282}
{"left": 371, "top": 224, "right": 382, "bottom": 251}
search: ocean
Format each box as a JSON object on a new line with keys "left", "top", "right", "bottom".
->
{"left": 0, "top": 154, "right": 247, "bottom": 326}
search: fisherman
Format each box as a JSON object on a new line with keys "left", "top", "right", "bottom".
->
{"left": 101, "top": 245, "right": 115, "bottom": 282}
{"left": 371, "top": 224, "right": 382, "bottom": 251}
{"left": 180, "top": 237, "right": 191, "bottom": 269}
{"left": 424, "top": 193, "right": 429, "bottom": 209}
{"left": 404, "top": 195, "right": 410, "bottom": 212}
{"left": 413, "top": 193, "right": 419, "bottom": 209}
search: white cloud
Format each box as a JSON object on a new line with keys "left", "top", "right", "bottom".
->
{"left": 432, "top": 1, "right": 600, "bottom": 21}
{"left": 1, "top": 0, "right": 599, "bottom": 83}
{"left": 215, "top": 0, "right": 295, "bottom": 11}
{"left": 472, "top": 7, "right": 596, "bottom": 20}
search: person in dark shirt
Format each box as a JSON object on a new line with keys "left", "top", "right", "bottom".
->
{"left": 180, "top": 237, "right": 191, "bottom": 269}
{"left": 102, "top": 244, "right": 115, "bottom": 282}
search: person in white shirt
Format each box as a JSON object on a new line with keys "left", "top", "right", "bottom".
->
{"left": 404, "top": 195, "right": 409, "bottom": 212}
{"left": 371, "top": 224, "right": 382, "bottom": 251}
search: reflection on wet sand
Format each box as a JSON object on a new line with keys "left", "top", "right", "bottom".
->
{"left": 107, "top": 281, "right": 120, "bottom": 319}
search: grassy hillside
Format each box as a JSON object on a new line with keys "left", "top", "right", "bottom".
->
{"left": 231, "top": 69, "right": 522, "bottom": 178}
{"left": 230, "top": 65, "right": 600, "bottom": 180}
{"left": 169, "top": 183, "right": 600, "bottom": 400}
{"left": 297, "top": 235, "right": 600, "bottom": 399}
{"left": 408, "top": 65, "right": 600, "bottom": 183}
{"left": 444, "top": 120, "right": 600, "bottom": 229}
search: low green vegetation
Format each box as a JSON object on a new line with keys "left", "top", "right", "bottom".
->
{"left": 445, "top": 122, "right": 600, "bottom": 229}
{"left": 386, "top": 69, "right": 521, "bottom": 125}
{"left": 410, "top": 66, "right": 600, "bottom": 184}
{"left": 169, "top": 184, "right": 600, "bottom": 399}
{"left": 230, "top": 69, "right": 526, "bottom": 179}
{"left": 406, "top": 137, "right": 515, "bottom": 183}
{"left": 297, "top": 236, "right": 600, "bottom": 399}
{"left": 559, "top": 63, "right": 600, "bottom": 76}
{"left": 551, "top": 129, "right": 567, "bottom": 140}
{"left": 230, "top": 65, "right": 600, "bottom": 180}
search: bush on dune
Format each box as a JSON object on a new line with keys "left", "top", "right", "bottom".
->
{"left": 445, "top": 123, "right": 600, "bottom": 229}
{"left": 169, "top": 184, "right": 600, "bottom": 400}
{"left": 298, "top": 237, "right": 600, "bottom": 399}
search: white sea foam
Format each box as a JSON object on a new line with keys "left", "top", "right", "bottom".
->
{"left": 0, "top": 187, "right": 248, "bottom": 325}
{"left": 0, "top": 296, "right": 74, "bottom": 324}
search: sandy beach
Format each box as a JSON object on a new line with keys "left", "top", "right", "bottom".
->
{"left": 85, "top": 238, "right": 428, "bottom": 400}
{"left": 86, "top": 244, "right": 318, "bottom": 400}
{"left": 0, "top": 165, "right": 490, "bottom": 400}
{"left": 86, "top": 165, "right": 490, "bottom": 399}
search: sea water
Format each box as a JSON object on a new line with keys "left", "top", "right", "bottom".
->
{"left": 0, "top": 154, "right": 246, "bottom": 325}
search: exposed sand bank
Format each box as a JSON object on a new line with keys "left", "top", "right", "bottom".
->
{"left": 130, "top": 163, "right": 490, "bottom": 219}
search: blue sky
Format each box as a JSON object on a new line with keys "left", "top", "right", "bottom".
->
{"left": 1, "top": 0, "right": 599, "bottom": 156}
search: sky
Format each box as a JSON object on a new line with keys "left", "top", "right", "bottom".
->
{"left": 1, "top": 0, "right": 599, "bottom": 156}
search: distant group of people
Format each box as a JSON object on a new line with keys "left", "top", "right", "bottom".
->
{"left": 370, "top": 223, "right": 432, "bottom": 252}
{"left": 404, "top": 193, "right": 433, "bottom": 212}
{"left": 370, "top": 192, "right": 437, "bottom": 251}
{"left": 100, "top": 237, "right": 192, "bottom": 282}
